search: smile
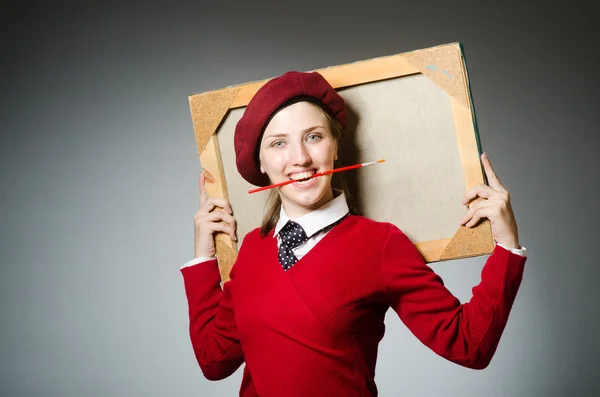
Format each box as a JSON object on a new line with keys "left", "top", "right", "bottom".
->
{"left": 288, "top": 170, "right": 316, "bottom": 181}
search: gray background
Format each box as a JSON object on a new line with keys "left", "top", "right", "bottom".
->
{"left": 1, "top": 1, "right": 598, "bottom": 396}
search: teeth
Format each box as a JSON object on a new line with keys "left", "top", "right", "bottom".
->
{"left": 294, "top": 179, "right": 313, "bottom": 185}
{"left": 289, "top": 171, "right": 314, "bottom": 180}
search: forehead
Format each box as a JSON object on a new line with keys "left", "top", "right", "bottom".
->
{"left": 263, "top": 101, "right": 328, "bottom": 135}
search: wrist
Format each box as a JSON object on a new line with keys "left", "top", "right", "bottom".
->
{"left": 195, "top": 252, "right": 216, "bottom": 259}
{"left": 496, "top": 239, "right": 519, "bottom": 250}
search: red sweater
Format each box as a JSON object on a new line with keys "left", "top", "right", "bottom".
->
{"left": 181, "top": 215, "right": 526, "bottom": 396}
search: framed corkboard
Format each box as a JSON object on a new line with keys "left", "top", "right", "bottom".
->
{"left": 188, "top": 42, "right": 494, "bottom": 282}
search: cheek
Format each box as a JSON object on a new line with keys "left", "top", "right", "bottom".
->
{"left": 315, "top": 142, "right": 337, "bottom": 164}
{"left": 260, "top": 151, "right": 288, "bottom": 173}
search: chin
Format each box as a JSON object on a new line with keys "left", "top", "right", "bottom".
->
{"left": 281, "top": 177, "right": 332, "bottom": 210}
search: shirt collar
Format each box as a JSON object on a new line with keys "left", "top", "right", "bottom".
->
{"left": 274, "top": 190, "right": 349, "bottom": 238}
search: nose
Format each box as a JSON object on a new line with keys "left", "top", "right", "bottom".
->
{"left": 292, "top": 141, "right": 312, "bottom": 166}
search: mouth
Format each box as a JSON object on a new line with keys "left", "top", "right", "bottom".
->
{"left": 288, "top": 169, "right": 317, "bottom": 182}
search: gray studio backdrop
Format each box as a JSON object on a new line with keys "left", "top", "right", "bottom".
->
{"left": 1, "top": 1, "right": 598, "bottom": 396}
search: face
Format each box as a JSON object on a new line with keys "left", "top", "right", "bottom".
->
{"left": 258, "top": 101, "right": 338, "bottom": 218}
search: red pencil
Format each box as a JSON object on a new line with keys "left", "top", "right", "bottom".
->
{"left": 248, "top": 159, "right": 385, "bottom": 194}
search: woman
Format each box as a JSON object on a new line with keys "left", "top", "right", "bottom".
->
{"left": 180, "top": 71, "right": 527, "bottom": 396}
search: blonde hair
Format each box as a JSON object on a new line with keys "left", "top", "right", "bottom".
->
{"left": 259, "top": 102, "right": 359, "bottom": 236}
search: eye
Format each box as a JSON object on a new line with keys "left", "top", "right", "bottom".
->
{"left": 271, "top": 140, "right": 285, "bottom": 148}
{"left": 306, "top": 134, "right": 322, "bottom": 142}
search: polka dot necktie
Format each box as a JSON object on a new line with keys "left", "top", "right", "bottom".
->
{"left": 278, "top": 221, "right": 309, "bottom": 271}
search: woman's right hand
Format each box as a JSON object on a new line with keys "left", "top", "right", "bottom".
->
{"left": 194, "top": 173, "right": 237, "bottom": 258}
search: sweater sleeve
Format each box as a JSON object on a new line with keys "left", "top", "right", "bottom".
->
{"left": 181, "top": 258, "right": 244, "bottom": 380}
{"left": 380, "top": 224, "right": 526, "bottom": 369}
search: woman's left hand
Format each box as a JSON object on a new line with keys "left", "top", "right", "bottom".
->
{"left": 460, "top": 152, "right": 520, "bottom": 249}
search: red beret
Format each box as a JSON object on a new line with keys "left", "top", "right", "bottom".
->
{"left": 234, "top": 71, "right": 346, "bottom": 187}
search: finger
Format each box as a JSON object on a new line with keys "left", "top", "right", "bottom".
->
{"left": 203, "top": 210, "right": 237, "bottom": 230}
{"left": 462, "top": 183, "right": 506, "bottom": 205}
{"left": 460, "top": 199, "right": 495, "bottom": 225}
{"left": 204, "top": 222, "right": 236, "bottom": 240}
{"left": 195, "top": 210, "right": 237, "bottom": 241}
{"left": 481, "top": 153, "right": 507, "bottom": 194}
{"left": 464, "top": 206, "right": 494, "bottom": 228}
{"left": 199, "top": 196, "right": 233, "bottom": 215}
{"left": 464, "top": 200, "right": 508, "bottom": 227}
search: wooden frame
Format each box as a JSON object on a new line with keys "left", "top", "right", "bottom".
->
{"left": 189, "top": 42, "right": 494, "bottom": 282}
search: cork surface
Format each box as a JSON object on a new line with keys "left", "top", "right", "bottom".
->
{"left": 401, "top": 43, "right": 470, "bottom": 109}
{"left": 439, "top": 220, "right": 495, "bottom": 261}
{"left": 189, "top": 87, "right": 241, "bottom": 156}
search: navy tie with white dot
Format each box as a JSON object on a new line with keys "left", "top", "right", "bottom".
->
{"left": 278, "top": 221, "right": 308, "bottom": 271}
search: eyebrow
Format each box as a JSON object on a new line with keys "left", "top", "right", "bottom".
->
{"left": 265, "top": 133, "right": 288, "bottom": 139}
{"left": 264, "top": 125, "right": 325, "bottom": 139}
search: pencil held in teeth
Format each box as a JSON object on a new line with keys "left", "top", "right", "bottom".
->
{"left": 248, "top": 159, "right": 385, "bottom": 194}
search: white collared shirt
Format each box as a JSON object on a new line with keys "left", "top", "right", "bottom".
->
{"left": 273, "top": 190, "right": 349, "bottom": 261}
